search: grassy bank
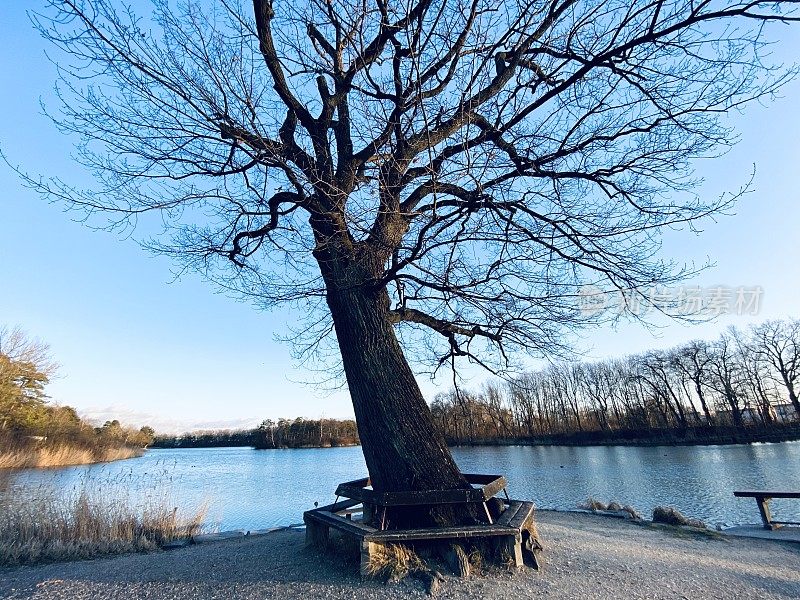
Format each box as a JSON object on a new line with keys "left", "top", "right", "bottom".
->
{"left": 0, "top": 443, "right": 143, "bottom": 470}
{"left": 0, "top": 481, "right": 206, "bottom": 566}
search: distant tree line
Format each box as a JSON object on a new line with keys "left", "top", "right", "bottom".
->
{"left": 1, "top": 326, "right": 155, "bottom": 461}
{"left": 432, "top": 319, "right": 800, "bottom": 445}
{"left": 152, "top": 429, "right": 256, "bottom": 448}
{"left": 153, "top": 418, "right": 359, "bottom": 449}
{"left": 253, "top": 418, "right": 359, "bottom": 449}
{"left": 136, "top": 318, "right": 800, "bottom": 450}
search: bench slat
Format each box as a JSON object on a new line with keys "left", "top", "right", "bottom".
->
{"left": 313, "top": 498, "right": 362, "bottom": 513}
{"left": 734, "top": 491, "right": 800, "bottom": 499}
{"left": 495, "top": 501, "right": 523, "bottom": 526}
{"left": 334, "top": 474, "right": 507, "bottom": 507}
{"left": 368, "top": 524, "right": 515, "bottom": 542}
{"left": 304, "top": 510, "right": 377, "bottom": 537}
{"left": 507, "top": 501, "right": 535, "bottom": 530}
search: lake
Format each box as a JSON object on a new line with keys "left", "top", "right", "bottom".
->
{"left": 3, "top": 442, "right": 800, "bottom": 531}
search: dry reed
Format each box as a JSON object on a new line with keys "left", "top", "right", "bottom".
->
{"left": 0, "top": 443, "right": 143, "bottom": 470}
{"left": 579, "top": 497, "right": 642, "bottom": 520}
{"left": 0, "top": 479, "right": 206, "bottom": 565}
{"left": 652, "top": 506, "right": 706, "bottom": 529}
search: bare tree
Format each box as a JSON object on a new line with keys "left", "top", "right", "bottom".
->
{"left": 705, "top": 332, "right": 747, "bottom": 426}
{"left": 583, "top": 361, "right": 621, "bottom": 431}
{"left": 20, "top": 0, "right": 799, "bottom": 524}
{"left": 752, "top": 319, "right": 800, "bottom": 418}
{"left": 730, "top": 325, "right": 778, "bottom": 424}
{"left": 674, "top": 340, "right": 714, "bottom": 424}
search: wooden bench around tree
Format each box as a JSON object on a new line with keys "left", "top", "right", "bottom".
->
{"left": 333, "top": 474, "right": 510, "bottom": 528}
{"left": 303, "top": 483, "right": 538, "bottom": 577}
{"left": 734, "top": 490, "right": 800, "bottom": 530}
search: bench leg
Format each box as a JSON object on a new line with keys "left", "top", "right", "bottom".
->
{"left": 756, "top": 497, "right": 781, "bottom": 530}
{"left": 305, "top": 520, "right": 329, "bottom": 547}
{"left": 360, "top": 540, "right": 381, "bottom": 578}
{"left": 362, "top": 503, "right": 374, "bottom": 524}
{"left": 496, "top": 533, "right": 523, "bottom": 569}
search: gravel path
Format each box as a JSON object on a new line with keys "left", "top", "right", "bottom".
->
{"left": 1, "top": 511, "right": 798, "bottom": 599}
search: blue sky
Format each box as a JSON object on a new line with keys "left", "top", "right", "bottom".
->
{"left": 1, "top": 4, "right": 799, "bottom": 433}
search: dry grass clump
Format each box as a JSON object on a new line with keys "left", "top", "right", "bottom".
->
{"left": 0, "top": 483, "right": 206, "bottom": 565}
{"left": 620, "top": 504, "right": 642, "bottom": 520}
{"left": 652, "top": 506, "right": 706, "bottom": 529}
{"left": 579, "top": 497, "right": 642, "bottom": 520}
{"left": 579, "top": 496, "right": 608, "bottom": 511}
{"left": 366, "top": 542, "right": 428, "bottom": 581}
{"left": 0, "top": 444, "right": 142, "bottom": 469}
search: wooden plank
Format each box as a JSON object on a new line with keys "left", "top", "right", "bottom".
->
{"left": 470, "top": 475, "right": 507, "bottom": 501}
{"left": 335, "top": 482, "right": 377, "bottom": 505}
{"left": 367, "top": 524, "right": 514, "bottom": 542}
{"left": 463, "top": 473, "right": 505, "bottom": 484}
{"left": 335, "top": 477, "right": 371, "bottom": 495}
{"left": 495, "top": 500, "right": 523, "bottom": 527}
{"left": 379, "top": 488, "right": 480, "bottom": 506}
{"left": 734, "top": 490, "right": 800, "bottom": 499}
{"left": 507, "top": 501, "right": 535, "bottom": 530}
{"left": 314, "top": 498, "right": 362, "bottom": 514}
{"left": 334, "top": 474, "right": 506, "bottom": 507}
{"left": 339, "top": 487, "right": 479, "bottom": 506}
{"left": 304, "top": 510, "right": 377, "bottom": 537}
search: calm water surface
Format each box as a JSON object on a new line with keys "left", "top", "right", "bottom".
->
{"left": 3, "top": 443, "right": 799, "bottom": 531}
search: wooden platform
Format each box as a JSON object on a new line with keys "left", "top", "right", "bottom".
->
{"left": 303, "top": 498, "right": 536, "bottom": 576}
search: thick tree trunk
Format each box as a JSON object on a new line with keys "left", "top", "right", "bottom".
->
{"left": 323, "top": 280, "right": 492, "bottom": 528}
{"left": 323, "top": 271, "right": 468, "bottom": 494}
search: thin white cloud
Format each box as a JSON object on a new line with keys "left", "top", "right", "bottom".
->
{"left": 78, "top": 405, "right": 261, "bottom": 435}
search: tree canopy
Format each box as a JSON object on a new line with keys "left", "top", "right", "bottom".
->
{"left": 0, "top": 326, "right": 57, "bottom": 431}
{"left": 0, "top": 326, "right": 155, "bottom": 450}
{"left": 26, "top": 0, "right": 799, "bottom": 376}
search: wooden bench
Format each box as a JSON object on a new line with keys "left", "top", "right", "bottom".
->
{"left": 734, "top": 490, "right": 800, "bottom": 530}
{"left": 304, "top": 498, "right": 536, "bottom": 576}
{"left": 333, "top": 474, "right": 509, "bottom": 529}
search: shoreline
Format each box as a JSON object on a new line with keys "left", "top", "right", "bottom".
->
{"left": 179, "top": 507, "right": 797, "bottom": 545}
{"left": 2, "top": 510, "right": 797, "bottom": 599}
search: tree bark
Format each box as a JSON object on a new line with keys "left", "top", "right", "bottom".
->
{"left": 320, "top": 255, "right": 479, "bottom": 526}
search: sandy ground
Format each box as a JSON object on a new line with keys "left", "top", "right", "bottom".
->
{"left": 1, "top": 511, "right": 798, "bottom": 599}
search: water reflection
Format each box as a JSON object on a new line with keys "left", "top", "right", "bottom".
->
{"left": 2, "top": 442, "right": 799, "bottom": 531}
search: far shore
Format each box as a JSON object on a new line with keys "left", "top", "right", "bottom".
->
{"left": 2, "top": 510, "right": 797, "bottom": 599}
